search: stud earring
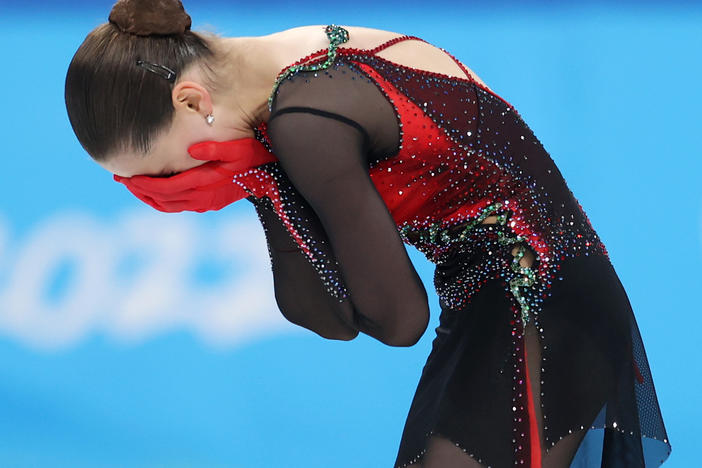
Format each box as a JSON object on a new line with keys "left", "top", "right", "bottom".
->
{"left": 206, "top": 113, "right": 215, "bottom": 125}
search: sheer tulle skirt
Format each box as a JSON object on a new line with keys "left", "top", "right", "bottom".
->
{"left": 393, "top": 225, "right": 671, "bottom": 468}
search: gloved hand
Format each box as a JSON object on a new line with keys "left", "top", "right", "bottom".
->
{"left": 113, "top": 136, "right": 312, "bottom": 255}
{"left": 113, "top": 138, "right": 279, "bottom": 213}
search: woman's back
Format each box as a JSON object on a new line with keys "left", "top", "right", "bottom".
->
{"left": 267, "top": 25, "right": 492, "bottom": 90}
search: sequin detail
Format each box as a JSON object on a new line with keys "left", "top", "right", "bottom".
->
{"left": 248, "top": 125, "right": 350, "bottom": 302}
{"left": 401, "top": 201, "right": 536, "bottom": 328}
{"left": 253, "top": 24, "right": 671, "bottom": 468}
{"left": 268, "top": 24, "right": 349, "bottom": 112}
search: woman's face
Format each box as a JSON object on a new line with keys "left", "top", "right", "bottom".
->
{"left": 97, "top": 78, "right": 244, "bottom": 178}
{"left": 98, "top": 116, "right": 209, "bottom": 178}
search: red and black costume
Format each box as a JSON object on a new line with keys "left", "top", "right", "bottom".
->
{"left": 117, "top": 24, "right": 672, "bottom": 468}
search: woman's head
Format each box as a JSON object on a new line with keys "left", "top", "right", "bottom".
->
{"left": 65, "top": 0, "right": 224, "bottom": 176}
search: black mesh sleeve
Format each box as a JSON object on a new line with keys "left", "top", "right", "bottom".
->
{"left": 259, "top": 60, "right": 430, "bottom": 346}
{"left": 250, "top": 194, "right": 360, "bottom": 341}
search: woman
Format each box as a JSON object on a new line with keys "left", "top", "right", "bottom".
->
{"left": 64, "top": 0, "right": 672, "bottom": 466}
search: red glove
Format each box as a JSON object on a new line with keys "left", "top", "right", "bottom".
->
{"left": 114, "top": 137, "right": 314, "bottom": 257}
{"left": 113, "top": 138, "right": 279, "bottom": 213}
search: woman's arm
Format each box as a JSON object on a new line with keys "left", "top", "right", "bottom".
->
{"left": 251, "top": 195, "right": 359, "bottom": 341}
{"left": 263, "top": 62, "right": 430, "bottom": 347}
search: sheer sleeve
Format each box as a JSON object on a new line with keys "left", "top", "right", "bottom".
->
{"left": 249, "top": 194, "right": 359, "bottom": 341}
{"left": 261, "top": 60, "right": 430, "bottom": 347}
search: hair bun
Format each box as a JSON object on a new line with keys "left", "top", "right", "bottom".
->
{"left": 109, "top": 0, "right": 192, "bottom": 36}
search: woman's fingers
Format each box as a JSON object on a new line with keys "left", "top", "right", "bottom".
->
{"left": 119, "top": 176, "right": 252, "bottom": 210}
{"left": 188, "top": 139, "right": 278, "bottom": 168}
{"left": 124, "top": 162, "right": 231, "bottom": 193}
{"left": 123, "top": 185, "right": 172, "bottom": 212}
{"left": 113, "top": 155, "right": 270, "bottom": 212}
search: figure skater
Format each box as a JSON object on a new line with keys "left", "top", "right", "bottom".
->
{"left": 64, "top": 1, "right": 672, "bottom": 466}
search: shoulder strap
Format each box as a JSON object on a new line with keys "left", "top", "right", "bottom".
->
{"left": 368, "top": 34, "right": 474, "bottom": 83}
{"left": 367, "top": 35, "right": 428, "bottom": 55}
{"left": 436, "top": 46, "right": 474, "bottom": 82}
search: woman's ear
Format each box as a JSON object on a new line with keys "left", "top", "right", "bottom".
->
{"left": 172, "top": 81, "right": 213, "bottom": 118}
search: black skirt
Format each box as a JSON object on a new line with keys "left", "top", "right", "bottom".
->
{"left": 393, "top": 223, "right": 672, "bottom": 468}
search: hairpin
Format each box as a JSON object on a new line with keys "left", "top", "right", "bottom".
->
{"left": 136, "top": 59, "right": 177, "bottom": 83}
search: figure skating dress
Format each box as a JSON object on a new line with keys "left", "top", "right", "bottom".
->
{"left": 236, "top": 24, "right": 672, "bottom": 467}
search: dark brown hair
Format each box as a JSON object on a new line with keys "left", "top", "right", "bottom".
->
{"left": 65, "top": 0, "right": 219, "bottom": 161}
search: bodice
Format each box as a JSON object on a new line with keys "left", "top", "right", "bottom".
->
{"left": 255, "top": 25, "right": 608, "bottom": 265}
{"left": 251, "top": 25, "right": 610, "bottom": 325}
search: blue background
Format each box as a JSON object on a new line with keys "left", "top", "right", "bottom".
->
{"left": 0, "top": 1, "right": 698, "bottom": 466}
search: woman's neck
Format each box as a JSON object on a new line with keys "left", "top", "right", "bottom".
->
{"left": 206, "top": 34, "right": 282, "bottom": 136}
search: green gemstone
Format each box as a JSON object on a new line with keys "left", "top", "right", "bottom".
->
{"left": 268, "top": 24, "right": 351, "bottom": 111}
